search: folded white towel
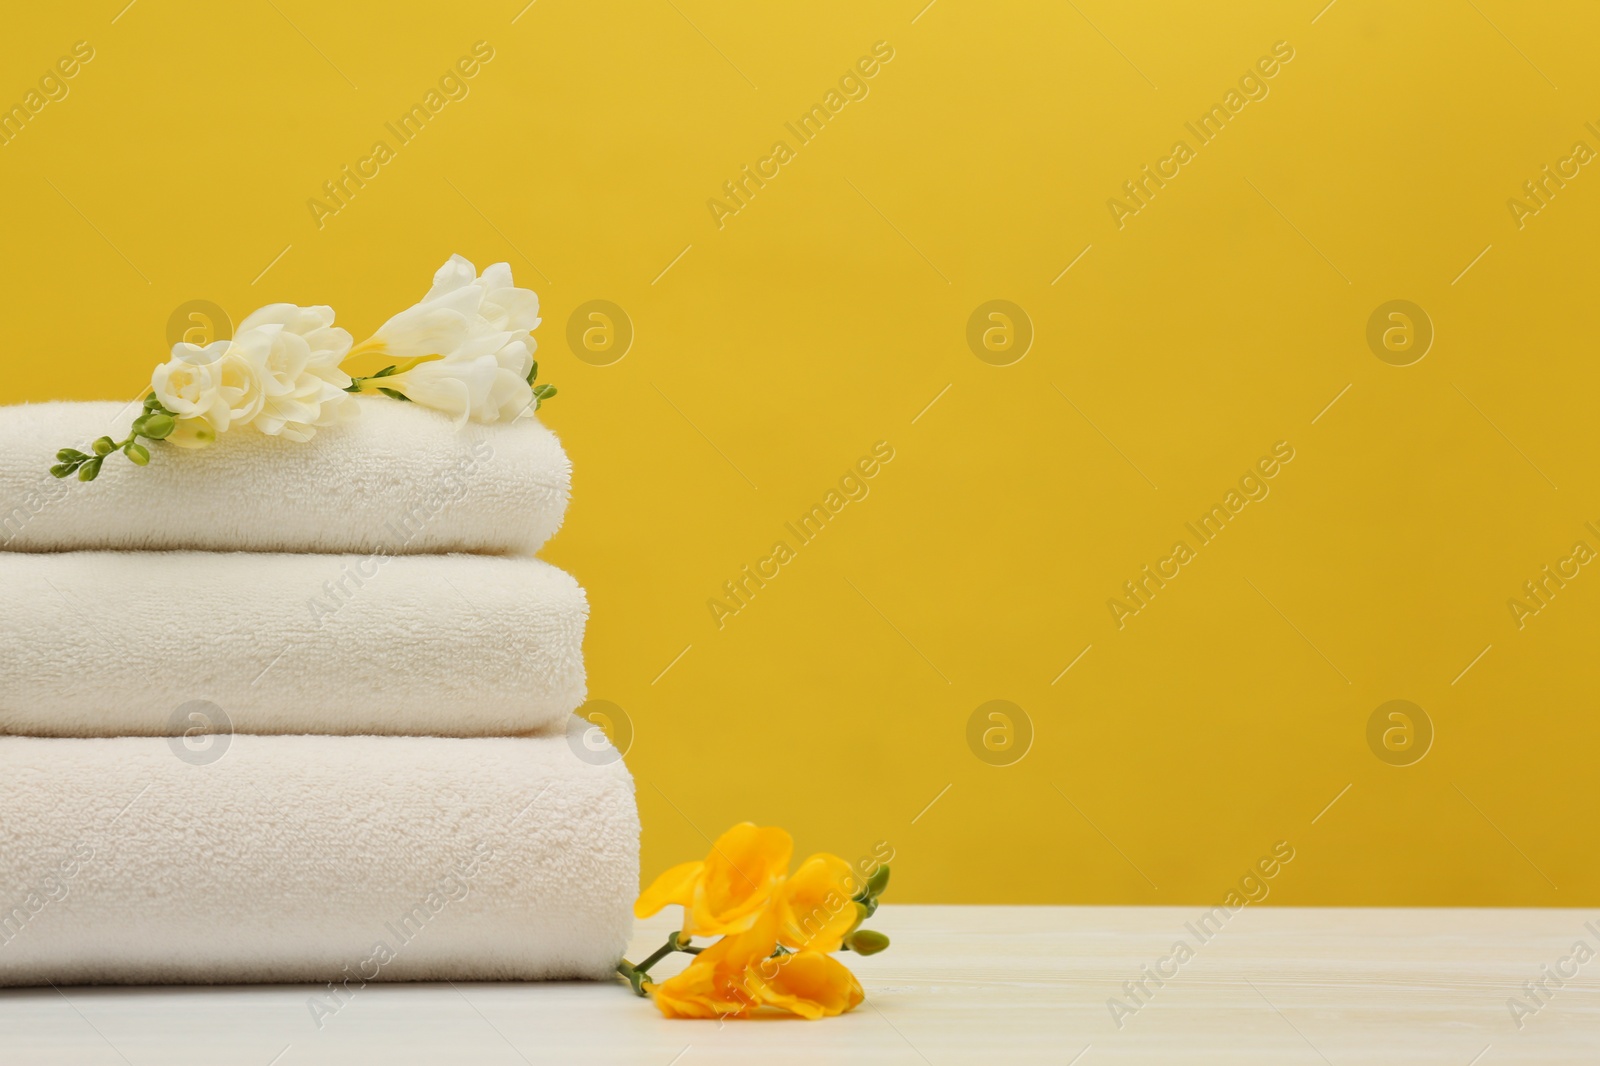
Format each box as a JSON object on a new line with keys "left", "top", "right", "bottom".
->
{"left": 0, "top": 735, "right": 638, "bottom": 986}
{"left": 0, "top": 551, "right": 587, "bottom": 738}
{"left": 0, "top": 399, "right": 569, "bottom": 556}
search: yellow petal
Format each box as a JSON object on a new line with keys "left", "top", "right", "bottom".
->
{"left": 776, "top": 853, "right": 860, "bottom": 953}
{"left": 387, "top": 353, "right": 446, "bottom": 374}
{"left": 684, "top": 823, "right": 793, "bottom": 938}
{"left": 757, "top": 951, "right": 865, "bottom": 1019}
{"left": 345, "top": 336, "right": 389, "bottom": 361}
{"left": 647, "top": 955, "right": 743, "bottom": 1019}
{"left": 634, "top": 860, "right": 705, "bottom": 919}
{"left": 166, "top": 416, "right": 219, "bottom": 450}
{"left": 649, "top": 914, "right": 779, "bottom": 1020}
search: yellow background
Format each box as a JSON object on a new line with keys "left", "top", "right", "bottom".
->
{"left": 3, "top": 0, "right": 1596, "bottom": 905}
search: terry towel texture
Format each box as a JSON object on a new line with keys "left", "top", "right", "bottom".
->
{"left": 0, "top": 400, "right": 570, "bottom": 556}
{"left": 0, "top": 735, "right": 638, "bottom": 986}
{"left": 0, "top": 552, "right": 588, "bottom": 738}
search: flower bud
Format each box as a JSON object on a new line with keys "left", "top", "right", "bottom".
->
{"left": 141, "top": 414, "right": 176, "bottom": 440}
{"left": 846, "top": 930, "right": 890, "bottom": 956}
{"left": 124, "top": 443, "right": 150, "bottom": 466}
{"left": 92, "top": 437, "right": 116, "bottom": 456}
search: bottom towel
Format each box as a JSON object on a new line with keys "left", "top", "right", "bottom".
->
{"left": 0, "top": 734, "right": 638, "bottom": 988}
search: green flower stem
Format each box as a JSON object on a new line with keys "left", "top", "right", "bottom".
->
{"left": 346, "top": 360, "right": 558, "bottom": 411}
{"left": 637, "top": 932, "right": 688, "bottom": 971}
{"left": 50, "top": 394, "right": 175, "bottom": 482}
{"left": 617, "top": 931, "right": 693, "bottom": 997}
{"left": 345, "top": 365, "right": 411, "bottom": 402}
{"left": 616, "top": 960, "right": 647, "bottom": 996}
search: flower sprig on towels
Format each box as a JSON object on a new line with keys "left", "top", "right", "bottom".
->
{"left": 51, "top": 393, "right": 179, "bottom": 481}
{"left": 50, "top": 255, "right": 555, "bottom": 482}
{"left": 617, "top": 823, "right": 892, "bottom": 1020}
{"left": 341, "top": 258, "right": 554, "bottom": 423}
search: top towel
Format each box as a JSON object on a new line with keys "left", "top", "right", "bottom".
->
{"left": 0, "top": 399, "right": 570, "bottom": 555}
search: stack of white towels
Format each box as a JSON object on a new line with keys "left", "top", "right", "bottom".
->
{"left": 0, "top": 399, "right": 637, "bottom": 986}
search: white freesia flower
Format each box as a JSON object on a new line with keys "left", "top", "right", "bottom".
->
{"left": 151, "top": 340, "right": 260, "bottom": 450}
{"left": 230, "top": 303, "right": 358, "bottom": 442}
{"left": 349, "top": 255, "right": 541, "bottom": 425}
{"left": 53, "top": 263, "right": 554, "bottom": 485}
{"left": 151, "top": 305, "right": 357, "bottom": 449}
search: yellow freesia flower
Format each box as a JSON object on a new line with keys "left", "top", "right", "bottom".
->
{"left": 646, "top": 913, "right": 775, "bottom": 1019}
{"left": 647, "top": 908, "right": 864, "bottom": 1021}
{"left": 758, "top": 950, "right": 865, "bottom": 1020}
{"left": 634, "top": 822, "right": 792, "bottom": 938}
{"left": 775, "top": 853, "right": 862, "bottom": 954}
{"left": 627, "top": 823, "right": 888, "bottom": 1020}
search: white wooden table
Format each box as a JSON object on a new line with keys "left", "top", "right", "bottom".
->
{"left": 0, "top": 905, "right": 1591, "bottom": 1064}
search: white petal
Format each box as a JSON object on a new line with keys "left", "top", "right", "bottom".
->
{"left": 299, "top": 326, "right": 354, "bottom": 367}
{"left": 170, "top": 340, "right": 230, "bottom": 367}
{"left": 489, "top": 369, "right": 535, "bottom": 423}
{"left": 422, "top": 284, "right": 486, "bottom": 318}
{"left": 424, "top": 254, "right": 478, "bottom": 300}
{"left": 372, "top": 307, "right": 474, "bottom": 359}
{"left": 456, "top": 326, "right": 514, "bottom": 361}
{"left": 480, "top": 262, "right": 514, "bottom": 291}
{"left": 494, "top": 336, "right": 534, "bottom": 379}
{"left": 393, "top": 372, "right": 475, "bottom": 426}
{"left": 240, "top": 303, "right": 336, "bottom": 334}
{"left": 484, "top": 287, "right": 541, "bottom": 332}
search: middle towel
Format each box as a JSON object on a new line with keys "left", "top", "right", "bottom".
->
{"left": 0, "top": 551, "right": 588, "bottom": 738}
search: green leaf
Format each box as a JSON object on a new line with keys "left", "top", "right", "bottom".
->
{"left": 141, "top": 414, "right": 176, "bottom": 440}
{"left": 124, "top": 443, "right": 150, "bottom": 466}
{"left": 377, "top": 387, "right": 412, "bottom": 402}
{"left": 526, "top": 360, "right": 539, "bottom": 386}
{"left": 78, "top": 457, "right": 104, "bottom": 482}
{"left": 92, "top": 437, "right": 116, "bottom": 456}
{"left": 372, "top": 365, "right": 399, "bottom": 378}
